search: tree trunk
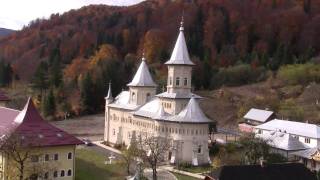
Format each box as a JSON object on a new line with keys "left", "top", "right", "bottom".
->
{"left": 19, "top": 162, "right": 24, "bottom": 180}
{"left": 152, "top": 165, "right": 157, "bottom": 180}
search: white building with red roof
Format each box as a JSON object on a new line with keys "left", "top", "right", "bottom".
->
{"left": 0, "top": 98, "right": 83, "bottom": 179}
{"left": 104, "top": 19, "right": 214, "bottom": 166}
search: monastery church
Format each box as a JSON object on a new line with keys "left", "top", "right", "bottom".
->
{"left": 104, "top": 19, "right": 213, "bottom": 165}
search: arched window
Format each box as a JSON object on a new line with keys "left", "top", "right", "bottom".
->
{"left": 131, "top": 92, "right": 136, "bottom": 102}
{"left": 184, "top": 78, "right": 188, "bottom": 86}
{"left": 61, "top": 170, "right": 65, "bottom": 177}
{"left": 176, "top": 77, "right": 180, "bottom": 86}
{"left": 67, "top": 169, "right": 72, "bottom": 176}
{"left": 68, "top": 152, "right": 72, "bottom": 160}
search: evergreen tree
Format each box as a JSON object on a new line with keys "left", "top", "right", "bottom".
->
{"left": 32, "top": 62, "right": 48, "bottom": 93}
{"left": 80, "top": 73, "right": 94, "bottom": 114}
{"left": 49, "top": 58, "right": 63, "bottom": 88}
{"left": 42, "top": 89, "right": 56, "bottom": 117}
{"left": 0, "top": 60, "right": 13, "bottom": 87}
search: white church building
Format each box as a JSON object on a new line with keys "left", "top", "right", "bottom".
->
{"left": 104, "top": 19, "right": 213, "bottom": 166}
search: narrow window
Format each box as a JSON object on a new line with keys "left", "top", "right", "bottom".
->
{"left": 67, "top": 169, "right": 72, "bottom": 176}
{"left": 53, "top": 171, "right": 58, "bottom": 178}
{"left": 169, "top": 77, "right": 172, "bottom": 85}
{"left": 146, "top": 93, "right": 151, "bottom": 101}
{"left": 184, "top": 78, "right": 187, "bottom": 86}
{"left": 54, "top": 154, "right": 59, "bottom": 161}
{"left": 113, "top": 129, "right": 115, "bottom": 135}
{"left": 176, "top": 77, "right": 180, "bottom": 86}
{"left": 61, "top": 170, "right": 65, "bottom": 177}
{"left": 68, "top": 152, "right": 72, "bottom": 160}
{"left": 45, "top": 154, "right": 49, "bottom": 161}
{"left": 198, "top": 145, "right": 202, "bottom": 153}
{"left": 44, "top": 172, "right": 49, "bottom": 179}
{"left": 305, "top": 138, "right": 311, "bottom": 144}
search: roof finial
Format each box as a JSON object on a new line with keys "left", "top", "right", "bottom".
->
{"left": 180, "top": 10, "right": 184, "bottom": 31}
{"left": 106, "top": 81, "right": 113, "bottom": 100}
{"left": 142, "top": 50, "right": 146, "bottom": 61}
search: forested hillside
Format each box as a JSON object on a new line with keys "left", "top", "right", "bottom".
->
{"left": 1, "top": 0, "right": 320, "bottom": 119}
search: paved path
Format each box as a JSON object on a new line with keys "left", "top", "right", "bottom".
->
{"left": 160, "top": 165, "right": 205, "bottom": 179}
{"left": 144, "top": 169, "right": 177, "bottom": 180}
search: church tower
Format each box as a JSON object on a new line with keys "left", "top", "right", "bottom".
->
{"left": 157, "top": 16, "right": 197, "bottom": 115}
{"left": 165, "top": 17, "right": 194, "bottom": 96}
{"left": 128, "top": 55, "right": 157, "bottom": 105}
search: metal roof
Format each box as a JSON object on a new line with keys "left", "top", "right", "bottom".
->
{"left": 108, "top": 91, "right": 139, "bottom": 110}
{"left": 127, "top": 57, "right": 156, "bottom": 87}
{"left": 0, "top": 90, "right": 10, "bottom": 102}
{"left": 244, "top": 108, "right": 274, "bottom": 122}
{"left": 133, "top": 98, "right": 170, "bottom": 120}
{"left": 170, "top": 97, "right": 212, "bottom": 123}
{"left": 256, "top": 131, "right": 309, "bottom": 151}
{"left": 156, "top": 92, "right": 202, "bottom": 99}
{"left": 165, "top": 21, "right": 194, "bottom": 66}
{"left": 0, "top": 98, "right": 83, "bottom": 147}
{"left": 255, "top": 119, "right": 320, "bottom": 139}
{"left": 291, "top": 148, "right": 318, "bottom": 159}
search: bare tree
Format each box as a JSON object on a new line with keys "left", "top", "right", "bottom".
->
{"left": 137, "top": 134, "right": 171, "bottom": 180}
{"left": 1, "top": 134, "right": 57, "bottom": 180}
{"left": 121, "top": 144, "right": 139, "bottom": 175}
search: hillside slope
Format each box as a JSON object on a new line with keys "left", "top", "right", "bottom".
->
{"left": 0, "top": 28, "right": 14, "bottom": 37}
{"left": 1, "top": 0, "right": 320, "bottom": 80}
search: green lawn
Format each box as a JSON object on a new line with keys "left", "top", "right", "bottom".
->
{"left": 176, "top": 165, "right": 212, "bottom": 174}
{"left": 172, "top": 172, "right": 201, "bottom": 180}
{"left": 75, "top": 148, "right": 127, "bottom": 180}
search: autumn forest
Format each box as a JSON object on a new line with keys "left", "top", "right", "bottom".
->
{"left": 1, "top": 0, "right": 320, "bottom": 119}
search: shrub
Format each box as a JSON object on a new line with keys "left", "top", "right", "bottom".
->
{"left": 211, "top": 64, "right": 267, "bottom": 88}
{"left": 277, "top": 63, "right": 320, "bottom": 85}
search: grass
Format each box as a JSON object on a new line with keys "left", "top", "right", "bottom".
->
{"left": 172, "top": 172, "right": 201, "bottom": 180}
{"left": 75, "top": 148, "right": 127, "bottom": 180}
{"left": 177, "top": 165, "right": 213, "bottom": 174}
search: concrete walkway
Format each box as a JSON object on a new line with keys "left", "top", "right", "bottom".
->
{"left": 144, "top": 169, "right": 177, "bottom": 180}
{"left": 93, "top": 141, "right": 122, "bottom": 154}
{"left": 160, "top": 165, "right": 205, "bottom": 179}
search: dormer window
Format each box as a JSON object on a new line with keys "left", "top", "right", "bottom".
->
{"left": 176, "top": 77, "right": 180, "bottom": 86}
{"left": 184, "top": 78, "right": 187, "bottom": 86}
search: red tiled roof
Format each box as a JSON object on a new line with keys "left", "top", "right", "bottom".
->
{"left": 1, "top": 98, "right": 83, "bottom": 147}
{"left": 0, "top": 90, "right": 10, "bottom": 101}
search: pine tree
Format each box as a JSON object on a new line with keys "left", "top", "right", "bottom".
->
{"left": 80, "top": 73, "right": 94, "bottom": 114}
{"left": 42, "top": 89, "right": 56, "bottom": 117}
{"left": 32, "top": 62, "right": 48, "bottom": 93}
{"left": 49, "top": 58, "right": 63, "bottom": 88}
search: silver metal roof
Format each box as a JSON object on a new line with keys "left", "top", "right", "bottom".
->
{"left": 156, "top": 92, "right": 202, "bottom": 99}
{"left": 108, "top": 91, "right": 139, "bottom": 110}
{"left": 255, "top": 119, "right": 320, "bottom": 139}
{"left": 133, "top": 98, "right": 170, "bottom": 120}
{"left": 291, "top": 148, "right": 318, "bottom": 159}
{"left": 244, "top": 108, "right": 274, "bottom": 122}
{"left": 170, "top": 97, "right": 212, "bottom": 123}
{"left": 127, "top": 57, "right": 156, "bottom": 87}
{"left": 165, "top": 20, "right": 194, "bottom": 66}
{"left": 256, "top": 131, "right": 309, "bottom": 151}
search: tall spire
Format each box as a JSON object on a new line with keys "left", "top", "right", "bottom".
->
{"left": 127, "top": 55, "right": 157, "bottom": 87}
{"left": 106, "top": 81, "right": 113, "bottom": 100}
{"left": 165, "top": 13, "right": 194, "bottom": 66}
